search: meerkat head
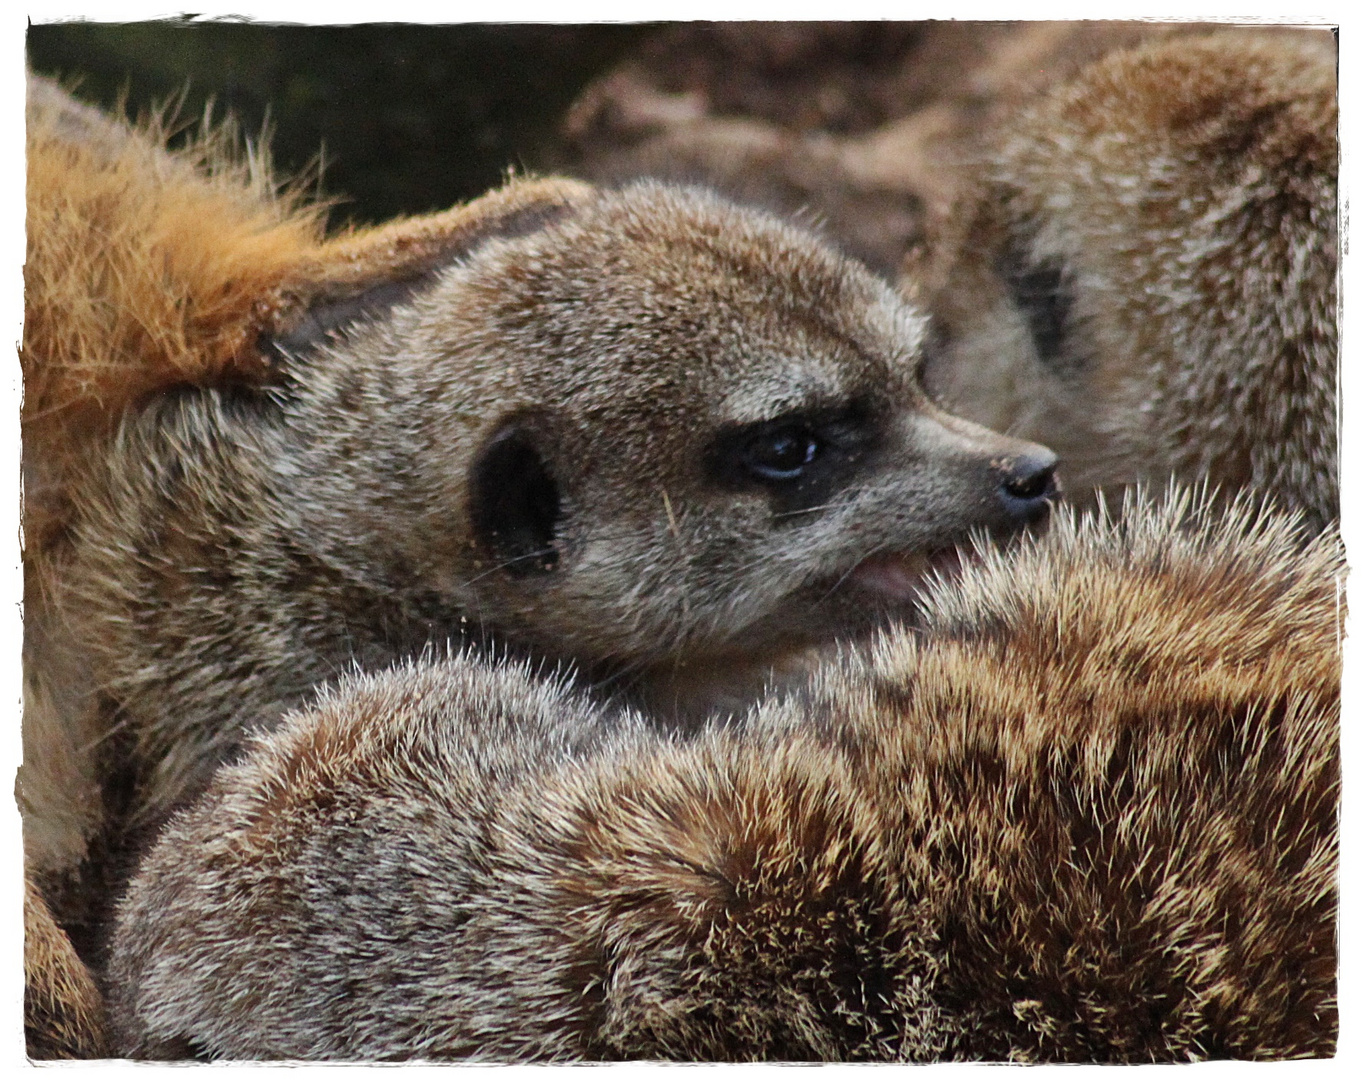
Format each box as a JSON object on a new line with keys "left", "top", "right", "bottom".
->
{"left": 287, "top": 180, "right": 1057, "bottom": 680}
{"left": 911, "top": 29, "right": 1337, "bottom": 526}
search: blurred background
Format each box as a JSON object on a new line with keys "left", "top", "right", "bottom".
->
{"left": 27, "top": 19, "right": 1197, "bottom": 275}
{"left": 27, "top": 21, "right": 650, "bottom": 223}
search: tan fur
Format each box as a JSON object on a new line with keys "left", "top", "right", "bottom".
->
{"left": 22, "top": 75, "right": 1057, "bottom": 1043}
{"left": 107, "top": 490, "right": 1341, "bottom": 1061}
{"left": 24, "top": 880, "right": 109, "bottom": 1058}
{"left": 912, "top": 29, "right": 1338, "bottom": 529}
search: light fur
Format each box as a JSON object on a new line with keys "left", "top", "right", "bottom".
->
{"left": 108, "top": 489, "right": 1341, "bottom": 1061}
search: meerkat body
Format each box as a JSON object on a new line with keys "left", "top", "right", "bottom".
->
{"left": 108, "top": 490, "right": 1341, "bottom": 1061}
{"left": 51, "top": 172, "right": 1056, "bottom": 830}
{"left": 913, "top": 29, "right": 1337, "bottom": 529}
{"left": 22, "top": 75, "right": 1058, "bottom": 1044}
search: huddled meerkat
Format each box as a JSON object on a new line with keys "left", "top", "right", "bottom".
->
{"left": 107, "top": 490, "right": 1342, "bottom": 1061}
{"left": 28, "top": 22, "right": 1343, "bottom": 1058}
{"left": 909, "top": 28, "right": 1337, "bottom": 529}
{"left": 21, "top": 73, "right": 1057, "bottom": 1046}
{"left": 23, "top": 878, "right": 109, "bottom": 1059}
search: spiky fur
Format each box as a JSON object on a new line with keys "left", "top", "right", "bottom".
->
{"left": 22, "top": 73, "right": 1057, "bottom": 1059}
{"left": 913, "top": 29, "right": 1338, "bottom": 529}
{"left": 109, "top": 491, "right": 1341, "bottom": 1061}
{"left": 24, "top": 881, "right": 109, "bottom": 1059}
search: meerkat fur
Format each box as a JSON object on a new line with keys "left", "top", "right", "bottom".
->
{"left": 108, "top": 488, "right": 1341, "bottom": 1061}
{"left": 910, "top": 28, "right": 1338, "bottom": 529}
{"left": 23, "top": 72, "right": 595, "bottom": 555}
{"left": 22, "top": 73, "right": 1060, "bottom": 1057}
{"left": 24, "top": 880, "right": 109, "bottom": 1059}
{"left": 22, "top": 78, "right": 600, "bottom": 1052}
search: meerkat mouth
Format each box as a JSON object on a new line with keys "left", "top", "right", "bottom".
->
{"left": 844, "top": 547, "right": 966, "bottom": 603}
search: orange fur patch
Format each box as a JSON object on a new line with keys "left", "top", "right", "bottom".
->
{"left": 22, "top": 74, "right": 591, "bottom": 554}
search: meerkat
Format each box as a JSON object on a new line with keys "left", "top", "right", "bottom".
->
{"left": 21, "top": 74, "right": 1059, "bottom": 1043}
{"left": 20, "top": 74, "right": 650, "bottom": 1054}
{"left": 106, "top": 488, "right": 1342, "bottom": 1061}
{"left": 908, "top": 28, "right": 1337, "bottom": 530}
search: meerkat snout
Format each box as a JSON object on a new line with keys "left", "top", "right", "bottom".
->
{"left": 996, "top": 450, "right": 1059, "bottom": 525}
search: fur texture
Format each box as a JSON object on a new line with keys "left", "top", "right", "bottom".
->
{"left": 23, "top": 72, "right": 597, "bottom": 555}
{"left": 22, "top": 74, "right": 1056, "bottom": 1036}
{"left": 24, "top": 880, "right": 109, "bottom": 1059}
{"left": 912, "top": 29, "right": 1338, "bottom": 529}
{"left": 107, "top": 490, "right": 1341, "bottom": 1061}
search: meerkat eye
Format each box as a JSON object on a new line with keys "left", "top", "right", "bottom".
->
{"left": 997, "top": 232, "right": 1074, "bottom": 371}
{"left": 742, "top": 426, "right": 821, "bottom": 483}
{"left": 706, "top": 401, "right": 873, "bottom": 496}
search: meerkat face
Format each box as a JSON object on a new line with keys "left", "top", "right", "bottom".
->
{"left": 419, "top": 182, "right": 1058, "bottom": 671}
{"left": 916, "top": 30, "right": 1337, "bottom": 520}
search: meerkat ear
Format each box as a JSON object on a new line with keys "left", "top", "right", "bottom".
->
{"left": 25, "top": 72, "right": 598, "bottom": 434}
{"left": 469, "top": 421, "right": 563, "bottom": 577}
{"left": 264, "top": 177, "right": 595, "bottom": 361}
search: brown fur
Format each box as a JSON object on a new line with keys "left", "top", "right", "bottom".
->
{"left": 23, "top": 72, "right": 594, "bottom": 555}
{"left": 912, "top": 29, "right": 1338, "bottom": 530}
{"left": 24, "top": 880, "right": 109, "bottom": 1058}
{"left": 107, "top": 490, "right": 1341, "bottom": 1061}
{"left": 22, "top": 74, "right": 1057, "bottom": 1036}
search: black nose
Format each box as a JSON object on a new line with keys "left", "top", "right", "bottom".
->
{"left": 997, "top": 450, "right": 1060, "bottom": 524}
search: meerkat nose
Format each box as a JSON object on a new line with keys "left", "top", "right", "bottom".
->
{"left": 997, "top": 449, "right": 1060, "bottom": 524}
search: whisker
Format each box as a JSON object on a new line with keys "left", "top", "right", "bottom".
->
{"left": 459, "top": 548, "right": 557, "bottom": 588}
{"left": 771, "top": 499, "right": 850, "bottom": 521}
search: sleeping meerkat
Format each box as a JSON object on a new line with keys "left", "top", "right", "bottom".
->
{"left": 909, "top": 28, "right": 1337, "bottom": 529}
{"left": 21, "top": 74, "right": 1057, "bottom": 1029}
{"left": 107, "top": 489, "right": 1341, "bottom": 1061}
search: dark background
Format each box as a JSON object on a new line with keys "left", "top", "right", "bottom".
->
{"left": 28, "top": 21, "right": 1204, "bottom": 275}
{"left": 27, "top": 20, "right": 651, "bottom": 227}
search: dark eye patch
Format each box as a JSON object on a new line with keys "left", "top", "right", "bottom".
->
{"left": 996, "top": 231, "right": 1078, "bottom": 374}
{"left": 705, "top": 400, "right": 880, "bottom": 517}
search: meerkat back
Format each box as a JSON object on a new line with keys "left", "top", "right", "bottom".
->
{"left": 108, "top": 488, "right": 1341, "bottom": 1060}
{"left": 913, "top": 29, "right": 1337, "bottom": 529}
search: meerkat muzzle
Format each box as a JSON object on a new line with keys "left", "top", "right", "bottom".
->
{"left": 846, "top": 547, "right": 965, "bottom": 602}
{"left": 996, "top": 449, "right": 1060, "bottom": 526}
